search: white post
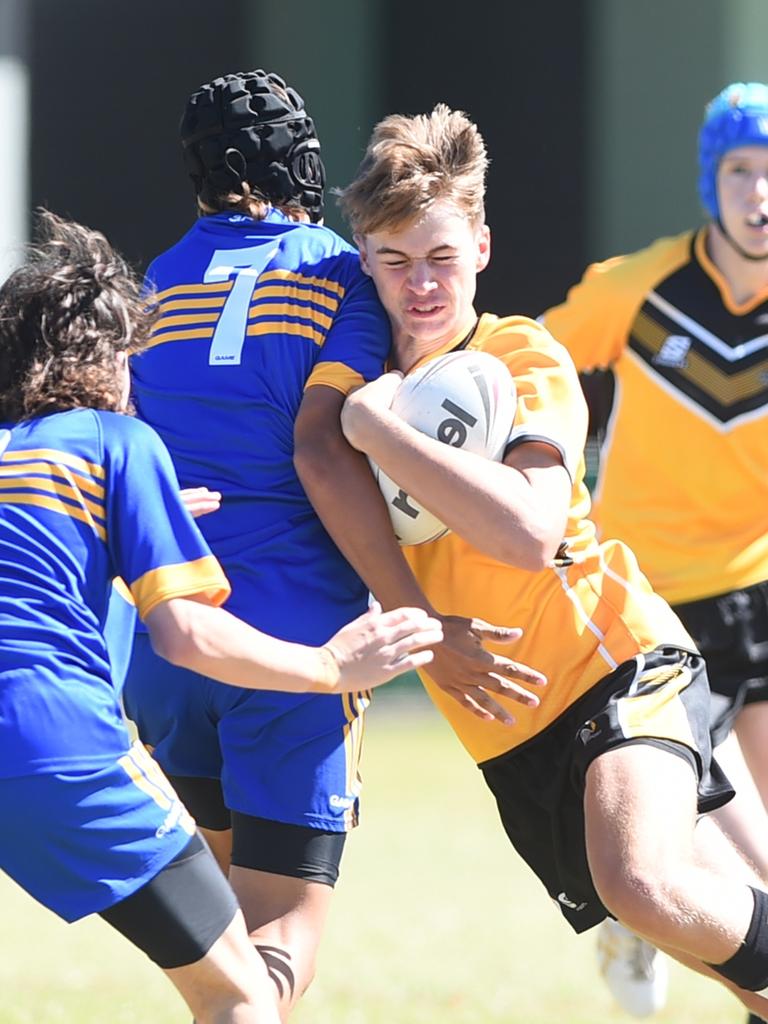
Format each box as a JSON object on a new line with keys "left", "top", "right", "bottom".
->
{"left": 0, "top": 0, "right": 28, "bottom": 283}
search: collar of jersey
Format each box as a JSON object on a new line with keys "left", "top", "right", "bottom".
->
{"left": 405, "top": 311, "right": 481, "bottom": 374}
{"left": 208, "top": 207, "right": 294, "bottom": 227}
{"left": 696, "top": 225, "right": 768, "bottom": 314}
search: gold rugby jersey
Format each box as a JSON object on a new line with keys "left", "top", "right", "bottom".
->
{"left": 543, "top": 229, "right": 768, "bottom": 605}
{"left": 403, "top": 314, "right": 692, "bottom": 764}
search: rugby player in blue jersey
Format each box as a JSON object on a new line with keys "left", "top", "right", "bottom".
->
{"left": 120, "top": 69, "right": 542, "bottom": 1018}
{"left": 0, "top": 210, "right": 443, "bottom": 1023}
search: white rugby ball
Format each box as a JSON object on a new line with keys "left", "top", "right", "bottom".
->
{"left": 372, "top": 349, "right": 516, "bottom": 546}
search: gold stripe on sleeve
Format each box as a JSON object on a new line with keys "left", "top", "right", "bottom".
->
{"left": 130, "top": 555, "right": 231, "bottom": 620}
{"left": 305, "top": 362, "right": 365, "bottom": 396}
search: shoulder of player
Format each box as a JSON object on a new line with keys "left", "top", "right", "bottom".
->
{"left": 7, "top": 410, "right": 162, "bottom": 482}
{"left": 473, "top": 311, "right": 569, "bottom": 357}
{"left": 472, "top": 313, "right": 582, "bottom": 385}
{"left": 147, "top": 218, "right": 364, "bottom": 291}
{"left": 579, "top": 229, "right": 694, "bottom": 293}
{"left": 539, "top": 231, "right": 696, "bottom": 345}
{"left": 295, "top": 224, "right": 363, "bottom": 270}
{"left": 92, "top": 410, "right": 165, "bottom": 454}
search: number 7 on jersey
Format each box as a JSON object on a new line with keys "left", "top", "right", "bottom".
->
{"left": 204, "top": 242, "right": 280, "bottom": 366}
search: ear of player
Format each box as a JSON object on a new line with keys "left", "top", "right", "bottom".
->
{"left": 370, "top": 351, "right": 517, "bottom": 546}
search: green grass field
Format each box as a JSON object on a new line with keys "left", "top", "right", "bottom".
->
{"left": 0, "top": 689, "right": 743, "bottom": 1023}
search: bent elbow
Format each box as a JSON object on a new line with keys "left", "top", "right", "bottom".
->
{"left": 149, "top": 627, "right": 189, "bottom": 667}
{"left": 520, "top": 549, "right": 554, "bottom": 573}
{"left": 511, "top": 544, "right": 553, "bottom": 573}
{"left": 293, "top": 437, "right": 328, "bottom": 488}
{"left": 492, "top": 529, "right": 563, "bottom": 573}
{"left": 527, "top": 529, "right": 566, "bottom": 572}
{"left": 146, "top": 601, "right": 199, "bottom": 669}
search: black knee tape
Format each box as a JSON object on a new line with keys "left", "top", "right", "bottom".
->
{"left": 230, "top": 812, "right": 346, "bottom": 885}
{"left": 710, "top": 888, "right": 768, "bottom": 992}
{"left": 100, "top": 832, "right": 239, "bottom": 968}
{"left": 167, "top": 774, "right": 230, "bottom": 831}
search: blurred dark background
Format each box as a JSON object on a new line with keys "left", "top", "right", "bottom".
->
{"left": 2, "top": 0, "right": 768, "bottom": 316}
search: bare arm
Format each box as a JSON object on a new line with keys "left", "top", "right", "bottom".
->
{"left": 144, "top": 597, "right": 442, "bottom": 695}
{"left": 341, "top": 372, "right": 571, "bottom": 570}
{"left": 294, "top": 385, "right": 547, "bottom": 722}
{"left": 295, "top": 385, "right": 433, "bottom": 611}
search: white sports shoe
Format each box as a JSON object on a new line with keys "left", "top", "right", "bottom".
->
{"left": 596, "top": 919, "right": 669, "bottom": 1017}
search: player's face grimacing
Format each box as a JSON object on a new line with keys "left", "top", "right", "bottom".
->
{"left": 356, "top": 199, "right": 490, "bottom": 363}
{"left": 716, "top": 145, "right": 768, "bottom": 258}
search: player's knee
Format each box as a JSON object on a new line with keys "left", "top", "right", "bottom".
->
{"left": 591, "top": 858, "right": 673, "bottom": 935}
{"left": 180, "top": 921, "right": 277, "bottom": 1022}
{"left": 190, "top": 987, "right": 266, "bottom": 1024}
{"left": 297, "top": 957, "right": 319, "bottom": 999}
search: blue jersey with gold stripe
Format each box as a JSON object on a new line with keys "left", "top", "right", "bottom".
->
{"left": 0, "top": 409, "right": 229, "bottom": 778}
{"left": 131, "top": 210, "right": 390, "bottom": 643}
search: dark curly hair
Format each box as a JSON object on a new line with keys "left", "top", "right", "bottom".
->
{"left": 0, "top": 210, "right": 157, "bottom": 421}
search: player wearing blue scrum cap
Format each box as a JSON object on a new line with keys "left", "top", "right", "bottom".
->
{"left": 544, "top": 82, "right": 768, "bottom": 1024}
{"left": 699, "top": 81, "right": 768, "bottom": 250}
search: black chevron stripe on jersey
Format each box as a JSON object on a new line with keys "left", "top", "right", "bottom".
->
{"left": 627, "top": 254, "right": 768, "bottom": 424}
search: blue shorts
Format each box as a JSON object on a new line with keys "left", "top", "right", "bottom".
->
{"left": 123, "top": 633, "right": 369, "bottom": 832}
{"left": 0, "top": 742, "right": 196, "bottom": 922}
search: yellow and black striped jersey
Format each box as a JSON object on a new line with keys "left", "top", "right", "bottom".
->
{"left": 543, "top": 228, "right": 768, "bottom": 604}
{"left": 403, "top": 314, "right": 692, "bottom": 764}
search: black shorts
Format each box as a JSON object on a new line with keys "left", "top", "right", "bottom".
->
{"left": 168, "top": 774, "right": 346, "bottom": 886}
{"left": 99, "top": 832, "right": 238, "bottom": 968}
{"left": 673, "top": 580, "right": 768, "bottom": 745}
{"left": 480, "top": 647, "right": 735, "bottom": 935}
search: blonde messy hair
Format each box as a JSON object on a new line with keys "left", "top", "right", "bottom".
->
{"left": 338, "top": 104, "right": 488, "bottom": 235}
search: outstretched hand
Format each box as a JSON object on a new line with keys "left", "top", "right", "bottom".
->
{"left": 321, "top": 602, "right": 443, "bottom": 693}
{"left": 428, "top": 615, "right": 547, "bottom": 724}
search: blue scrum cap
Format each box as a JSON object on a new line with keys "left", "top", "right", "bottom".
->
{"left": 698, "top": 82, "right": 768, "bottom": 219}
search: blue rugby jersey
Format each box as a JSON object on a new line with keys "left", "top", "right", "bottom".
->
{"left": 0, "top": 410, "right": 229, "bottom": 777}
{"left": 131, "top": 210, "right": 391, "bottom": 644}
